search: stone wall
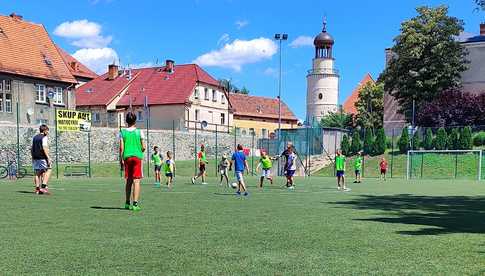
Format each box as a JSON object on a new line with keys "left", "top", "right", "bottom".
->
{"left": 0, "top": 124, "right": 254, "bottom": 165}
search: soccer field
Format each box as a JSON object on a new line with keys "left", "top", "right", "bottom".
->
{"left": 1, "top": 176, "right": 484, "bottom": 275}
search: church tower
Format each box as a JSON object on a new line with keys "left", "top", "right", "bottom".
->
{"left": 306, "top": 19, "right": 339, "bottom": 125}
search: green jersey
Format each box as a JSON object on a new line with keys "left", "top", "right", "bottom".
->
{"left": 120, "top": 128, "right": 143, "bottom": 160}
{"left": 335, "top": 155, "right": 346, "bottom": 171}
{"left": 354, "top": 156, "right": 362, "bottom": 170}
{"left": 260, "top": 156, "right": 272, "bottom": 170}
{"left": 152, "top": 153, "right": 162, "bottom": 166}
{"left": 163, "top": 159, "right": 174, "bottom": 174}
{"left": 198, "top": 151, "right": 207, "bottom": 163}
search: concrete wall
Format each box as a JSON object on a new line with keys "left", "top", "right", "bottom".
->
{"left": 462, "top": 42, "right": 485, "bottom": 94}
{"left": 306, "top": 58, "right": 339, "bottom": 123}
{"left": 233, "top": 118, "right": 296, "bottom": 138}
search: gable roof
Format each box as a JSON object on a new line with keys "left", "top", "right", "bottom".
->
{"left": 0, "top": 13, "right": 77, "bottom": 83}
{"left": 229, "top": 93, "right": 298, "bottom": 121}
{"left": 76, "top": 64, "right": 221, "bottom": 107}
{"left": 55, "top": 45, "right": 98, "bottom": 80}
{"left": 343, "top": 73, "right": 375, "bottom": 114}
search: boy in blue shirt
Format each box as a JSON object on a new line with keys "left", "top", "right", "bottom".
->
{"left": 230, "top": 144, "right": 249, "bottom": 196}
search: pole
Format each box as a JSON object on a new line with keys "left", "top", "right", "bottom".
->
{"left": 119, "top": 113, "right": 122, "bottom": 178}
{"left": 420, "top": 152, "right": 424, "bottom": 179}
{"left": 251, "top": 132, "right": 255, "bottom": 175}
{"left": 146, "top": 106, "right": 150, "bottom": 178}
{"left": 390, "top": 128, "right": 394, "bottom": 178}
{"left": 333, "top": 133, "right": 337, "bottom": 177}
{"left": 194, "top": 122, "right": 198, "bottom": 176}
{"left": 16, "top": 101, "right": 20, "bottom": 172}
{"left": 172, "top": 120, "right": 176, "bottom": 177}
{"left": 215, "top": 124, "right": 218, "bottom": 177}
{"left": 478, "top": 150, "right": 482, "bottom": 181}
{"left": 278, "top": 38, "right": 282, "bottom": 146}
{"left": 55, "top": 107, "right": 59, "bottom": 179}
{"left": 88, "top": 131, "right": 91, "bottom": 177}
{"left": 454, "top": 153, "right": 458, "bottom": 179}
{"left": 406, "top": 150, "right": 410, "bottom": 180}
{"left": 411, "top": 99, "right": 416, "bottom": 150}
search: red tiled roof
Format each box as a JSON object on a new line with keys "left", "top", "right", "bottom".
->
{"left": 76, "top": 64, "right": 221, "bottom": 107}
{"left": 229, "top": 93, "right": 298, "bottom": 121}
{"left": 0, "top": 14, "right": 77, "bottom": 83}
{"left": 55, "top": 45, "right": 98, "bottom": 80}
{"left": 343, "top": 73, "right": 375, "bottom": 114}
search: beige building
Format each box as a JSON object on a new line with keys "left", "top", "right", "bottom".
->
{"left": 76, "top": 61, "right": 232, "bottom": 131}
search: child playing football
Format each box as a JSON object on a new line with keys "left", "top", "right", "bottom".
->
{"left": 353, "top": 151, "right": 363, "bottom": 183}
{"left": 335, "top": 150, "right": 349, "bottom": 191}
{"left": 230, "top": 144, "right": 249, "bottom": 196}
{"left": 284, "top": 146, "right": 297, "bottom": 190}
{"left": 380, "top": 157, "right": 388, "bottom": 181}
{"left": 192, "top": 144, "right": 208, "bottom": 185}
{"left": 257, "top": 151, "right": 275, "bottom": 189}
{"left": 218, "top": 153, "right": 230, "bottom": 187}
{"left": 163, "top": 151, "right": 175, "bottom": 189}
{"left": 151, "top": 146, "right": 162, "bottom": 187}
{"left": 31, "top": 124, "right": 52, "bottom": 194}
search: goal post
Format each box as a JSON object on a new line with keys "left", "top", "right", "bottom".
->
{"left": 407, "top": 150, "right": 483, "bottom": 181}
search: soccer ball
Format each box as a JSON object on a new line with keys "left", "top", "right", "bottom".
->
{"left": 230, "top": 182, "right": 238, "bottom": 189}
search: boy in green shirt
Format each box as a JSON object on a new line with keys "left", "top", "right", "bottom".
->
{"left": 163, "top": 151, "right": 176, "bottom": 190}
{"left": 335, "top": 150, "right": 349, "bottom": 191}
{"left": 151, "top": 146, "right": 162, "bottom": 187}
{"left": 119, "top": 112, "right": 146, "bottom": 211}
{"left": 256, "top": 151, "right": 275, "bottom": 189}
{"left": 353, "top": 151, "right": 363, "bottom": 184}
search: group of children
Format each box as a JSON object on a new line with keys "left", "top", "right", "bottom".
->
{"left": 151, "top": 146, "right": 175, "bottom": 189}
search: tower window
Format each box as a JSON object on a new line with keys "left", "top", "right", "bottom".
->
{"left": 318, "top": 93, "right": 323, "bottom": 100}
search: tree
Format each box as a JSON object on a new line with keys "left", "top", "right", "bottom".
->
{"left": 476, "top": 0, "right": 485, "bottom": 10}
{"left": 423, "top": 128, "right": 434, "bottom": 150}
{"left": 373, "top": 128, "right": 386, "bottom": 155}
{"left": 350, "top": 131, "right": 362, "bottom": 155}
{"left": 448, "top": 128, "right": 460, "bottom": 150}
{"left": 411, "top": 133, "right": 421, "bottom": 150}
{"left": 381, "top": 6, "right": 468, "bottom": 122}
{"left": 355, "top": 82, "right": 384, "bottom": 129}
{"left": 398, "top": 127, "right": 410, "bottom": 154}
{"left": 320, "top": 112, "right": 353, "bottom": 129}
{"left": 416, "top": 89, "right": 485, "bottom": 127}
{"left": 435, "top": 127, "right": 448, "bottom": 150}
{"left": 460, "top": 126, "right": 473, "bottom": 150}
{"left": 341, "top": 135, "right": 351, "bottom": 156}
{"left": 363, "top": 129, "right": 375, "bottom": 155}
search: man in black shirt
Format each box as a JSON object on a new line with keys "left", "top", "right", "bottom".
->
{"left": 31, "top": 124, "right": 51, "bottom": 194}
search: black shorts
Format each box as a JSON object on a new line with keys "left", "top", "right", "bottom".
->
{"left": 199, "top": 163, "right": 206, "bottom": 172}
{"left": 165, "top": 173, "right": 173, "bottom": 177}
{"left": 154, "top": 165, "right": 161, "bottom": 172}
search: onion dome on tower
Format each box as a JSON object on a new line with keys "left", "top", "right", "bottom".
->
{"left": 313, "top": 20, "right": 334, "bottom": 59}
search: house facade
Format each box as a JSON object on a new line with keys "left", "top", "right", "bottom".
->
{"left": 76, "top": 61, "right": 232, "bottom": 131}
{"left": 229, "top": 93, "right": 298, "bottom": 138}
{"left": 0, "top": 13, "right": 96, "bottom": 126}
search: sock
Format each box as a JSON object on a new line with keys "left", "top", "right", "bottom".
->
{"left": 41, "top": 184, "right": 47, "bottom": 189}
{"left": 125, "top": 200, "right": 130, "bottom": 205}
{"left": 35, "top": 187, "right": 40, "bottom": 190}
{"left": 133, "top": 201, "right": 138, "bottom": 206}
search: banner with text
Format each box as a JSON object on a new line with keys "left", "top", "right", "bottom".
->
{"left": 56, "top": 109, "right": 92, "bottom": 132}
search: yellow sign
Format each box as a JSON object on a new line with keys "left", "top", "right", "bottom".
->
{"left": 56, "top": 109, "right": 92, "bottom": 132}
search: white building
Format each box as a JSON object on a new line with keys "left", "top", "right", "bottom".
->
{"left": 306, "top": 20, "right": 339, "bottom": 125}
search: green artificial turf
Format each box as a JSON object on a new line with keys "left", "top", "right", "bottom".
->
{"left": 1, "top": 175, "right": 485, "bottom": 275}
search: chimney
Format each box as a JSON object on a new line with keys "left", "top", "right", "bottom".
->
{"left": 165, "top": 59, "right": 175, "bottom": 73}
{"left": 9, "top": 13, "right": 23, "bottom": 20}
{"left": 480, "top": 23, "right": 485, "bottom": 36}
{"left": 108, "top": 64, "right": 119, "bottom": 80}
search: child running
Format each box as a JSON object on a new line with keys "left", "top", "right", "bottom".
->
{"left": 31, "top": 124, "right": 52, "bottom": 194}
{"left": 230, "top": 144, "right": 249, "bottom": 196}
{"left": 257, "top": 151, "right": 275, "bottom": 189}
{"left": 380, "top": 157, "right": 388, "bottom": 181}
{"left": 163, "top": 151, "right": 176, "bottom": 189}
{"left": 192, "top": 144, "right": 208, "bottom": 185}
{"left": 218, "top": 153, "right": 230, "bottom": 187}
{"left": 151, "top": 146, "right": 162, "bottom": 187}
{"left": 284, "top": 146, "right": 297, "bottom": 190}
{"left": 353, "top": 151, "right": 363, "bottom": 183}
{"left": 335, "top": 150, "right": 349, "bottom": 191}
{"left": 119, "top": 112, "right": 146, "bottom": 211}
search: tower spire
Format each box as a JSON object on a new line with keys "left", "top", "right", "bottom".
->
{"left": 322, "top": 17, "right": 327, "bottom": 32}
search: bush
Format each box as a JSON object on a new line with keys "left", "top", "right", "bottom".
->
{"left": 448, "top": 128, "right": 460, "bottom": 150}
{"left": 350, "top": 131, "right": 362, "bottom": 155}
{"left": 386, "top": 137, "right": 393, "bottom": 149}
{"left": 398, "top": 127, "right": 410, "bottom": 154}
{"left": 411, "top": 134, "right": 421, "bottom": 150}
{"left": 341, "top": 134, "right": 351, "bottom": 156}
{"left": 363, "top": 129, "right": 375, "bottom": 155}
{"left": 435, "top": 127, "right": 448, "bottom": 150}
{"left": 473, "top": 131, "right": 485, "bottom": 146}
{"left": 423, "top": 128, "right": 434, "bottom": 150}
{"left": 460, "top": 127, "right": 473, "bottom": 150}
{"left": 373, "top": 128, "right": 386, "bottom": 155}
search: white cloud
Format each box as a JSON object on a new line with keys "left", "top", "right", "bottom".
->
{"left": 235, "top": 20, "right": 249, "bottom": 29}
{"left": 217, "top": 33, "right": 230, "bottom": 46}
{"left": 263, "top": 67, "right": 278, "bottom": 77}
{"left": 129, "top": 62, "right": 155, "bottom": 69}
{"left": 289, "top": 36, "right": 314, "bottom": 48}
{"left": 54, "top": 19, "right": 112, "bottom": 48}
{"left": 193, "top": 37, "right": 277, "bottom": 71}
{"left": 72, "top": 48, "right": 118, "bottom": 74}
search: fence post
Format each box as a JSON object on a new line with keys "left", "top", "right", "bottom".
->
{"left": 455, "top": 153, "right": 458, "bottom": 179}
{"left": 194, "top": 122, "right": 198, "bottom": 176}
{"left": 16, "top": 102, "right": 20, "bottom": 171}
{"left": 234, "top": 126, "right": 237, "bottom": 149}
{"left": 251, "top": 132, "right": 255, "bottom": 175}
{"left": 172, "top": 120, "right": 176, "bottom": 177}
{"left": 215, "top": 124, "right": 218, "bottom": 177}
{"left": 55, "top": 107, "right": 59, "bottom": 179}
{"left": 88, "top": 131, "right": 91, "bottom": 178}
{"left": 146, "top": 107, "right": 150, "bottom": 178}
{"left": 119, "top": 113, "right": 122, "bottom": 178}
{"left": 390, "top": 128, "right": 394, "bottom": 178}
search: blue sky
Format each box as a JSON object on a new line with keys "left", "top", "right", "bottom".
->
{"left": 1, "top": 0, "right": 483, "bottom": 119}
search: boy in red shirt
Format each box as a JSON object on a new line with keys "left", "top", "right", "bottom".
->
{"left": 379, "top": 157, "right": 388, "bottom": 181}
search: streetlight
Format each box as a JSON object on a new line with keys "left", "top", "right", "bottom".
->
{"left": 274, "top": 33, "right": 287, "bottom": 176}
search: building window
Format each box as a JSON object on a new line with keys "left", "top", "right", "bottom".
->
{"left": 108, "top": 112, "right": 116, "bottom": 122}
{"left": 262, "top": 128, "right": 268, "bottom": 138}
{"left": 93, "top": 112, "right": 101, "bottom": 122}
{"left": 53, "top": 87, "right": 63, "bottom": 105}
{"left": 36, "top": 84, "right": 46, "bottom": 103}
{"left": 221, "top": 94, "right": 226, "bottom": 104}
{"left": 4, "top": 80, "right": 11, "bottom": 92}
{"left": 195, "top": 109, "right": 199, "bottom": 121}
{"left": 5, "top": 94, "right": 12, "bottom": 113}
{"left": 194, "top": 88, "right": 199, "bottom": 99}
{"left": 242, "top": 129, "right": 247, "bottom": 135}
{"left": 220, "top": 113, "right": 225, "bottom": 125}
{"left": 0, "top": 93, "right": 3, "bottom": 112}
{"left": 204, "top": 88, "right": 209, "bottom": 100}
{"left": 249, "top": 128, "right": 255, "bottom": 136}
{"left": 137, "top": 110, "right": 144, "bottom": 121}
{"left": 212, "top": 90, "right": 217, "bottom": 102}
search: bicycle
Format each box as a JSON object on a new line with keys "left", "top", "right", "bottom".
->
{"left": 0, "top": 160, "right": 28, "bottom": 179}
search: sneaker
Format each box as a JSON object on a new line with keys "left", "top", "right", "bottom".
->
{"left": 343, "top": 188, "right": 351, "bottom": 192}
{"left": 132, "top": 205, "right": 141, "bottom": 212}
{"left": 201, "top": 182, "right": 208, "bottom": 185}
{"left": 243, "top": 192, "right": 249, "bottom": 196}
{"left": 288, "top": 186, "right": 295, "bottom": 190}
{"left": 35, "top": 187, "right": 40, "bottom": 194}
{"left": 191, "top": 177, "right": 195, "bottom": 184}
{"left": 353, "top": 181, "right": 358, "bottom": 183}
{"left": 236, "top": 191, "right": 241, "bottom": 196}
{"left": 337, "top": 186, "right": 342, "bottom": 190}
{"left": 40, "top": 187, "right": 49, "bottom": 195}
{"left": 124, "top": 203, "right": 131, "bottom": 210}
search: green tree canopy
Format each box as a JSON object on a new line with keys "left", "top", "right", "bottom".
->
{"left": 423, "top": 128, "right": 434, "bottom": 150}
{"left": 373, "top": 128, "right": 387, "bottom": 155}
{"left": 448, "top": 128, "right": 460, "bottom": 150}
{"left": 320, "top": 112, "right": 353, "bottom": 129}
{"left": 398, "top": 127, "right": 410, "bottom": 154}
{"left": 355, "top": 82, "right": 384, "bottom": 129}
{"left": 381, "top": 6, "right": 468, "bottom": 122}
{"left": 341, "top": 135, "right": 351, "bottom": 156}
{"left": 363, "top": 129, "right": 375, "bottom": 155}
{"left": 460, "top": 127, "right": 473, "bottom": 150}
{"left": 435, "top": 127, "right": 448, "bottom": 150}
{"left": 350, "top": 131, "right": 362, "bottom": 155}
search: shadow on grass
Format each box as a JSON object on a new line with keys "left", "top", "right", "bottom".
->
{"left": 17, "top": 191, "right": 35, "bottom": 194}
{"left": 331, "top": 194, "right": 485, "bottom": 235}
{"left": 90, "top": 206, "right": 127, "bottom": 210}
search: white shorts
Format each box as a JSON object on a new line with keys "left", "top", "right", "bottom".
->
{"left": 220, "top": 168, "right": 228, "bottom": 176}
{"left": 235, "top": 171, "right": 244, "bottom": 182}
{"left": 33, "top": 159, "right": 50, "bottom": 172}
{"left": 261, "top": 168, "right": 272, "bottom": 178}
